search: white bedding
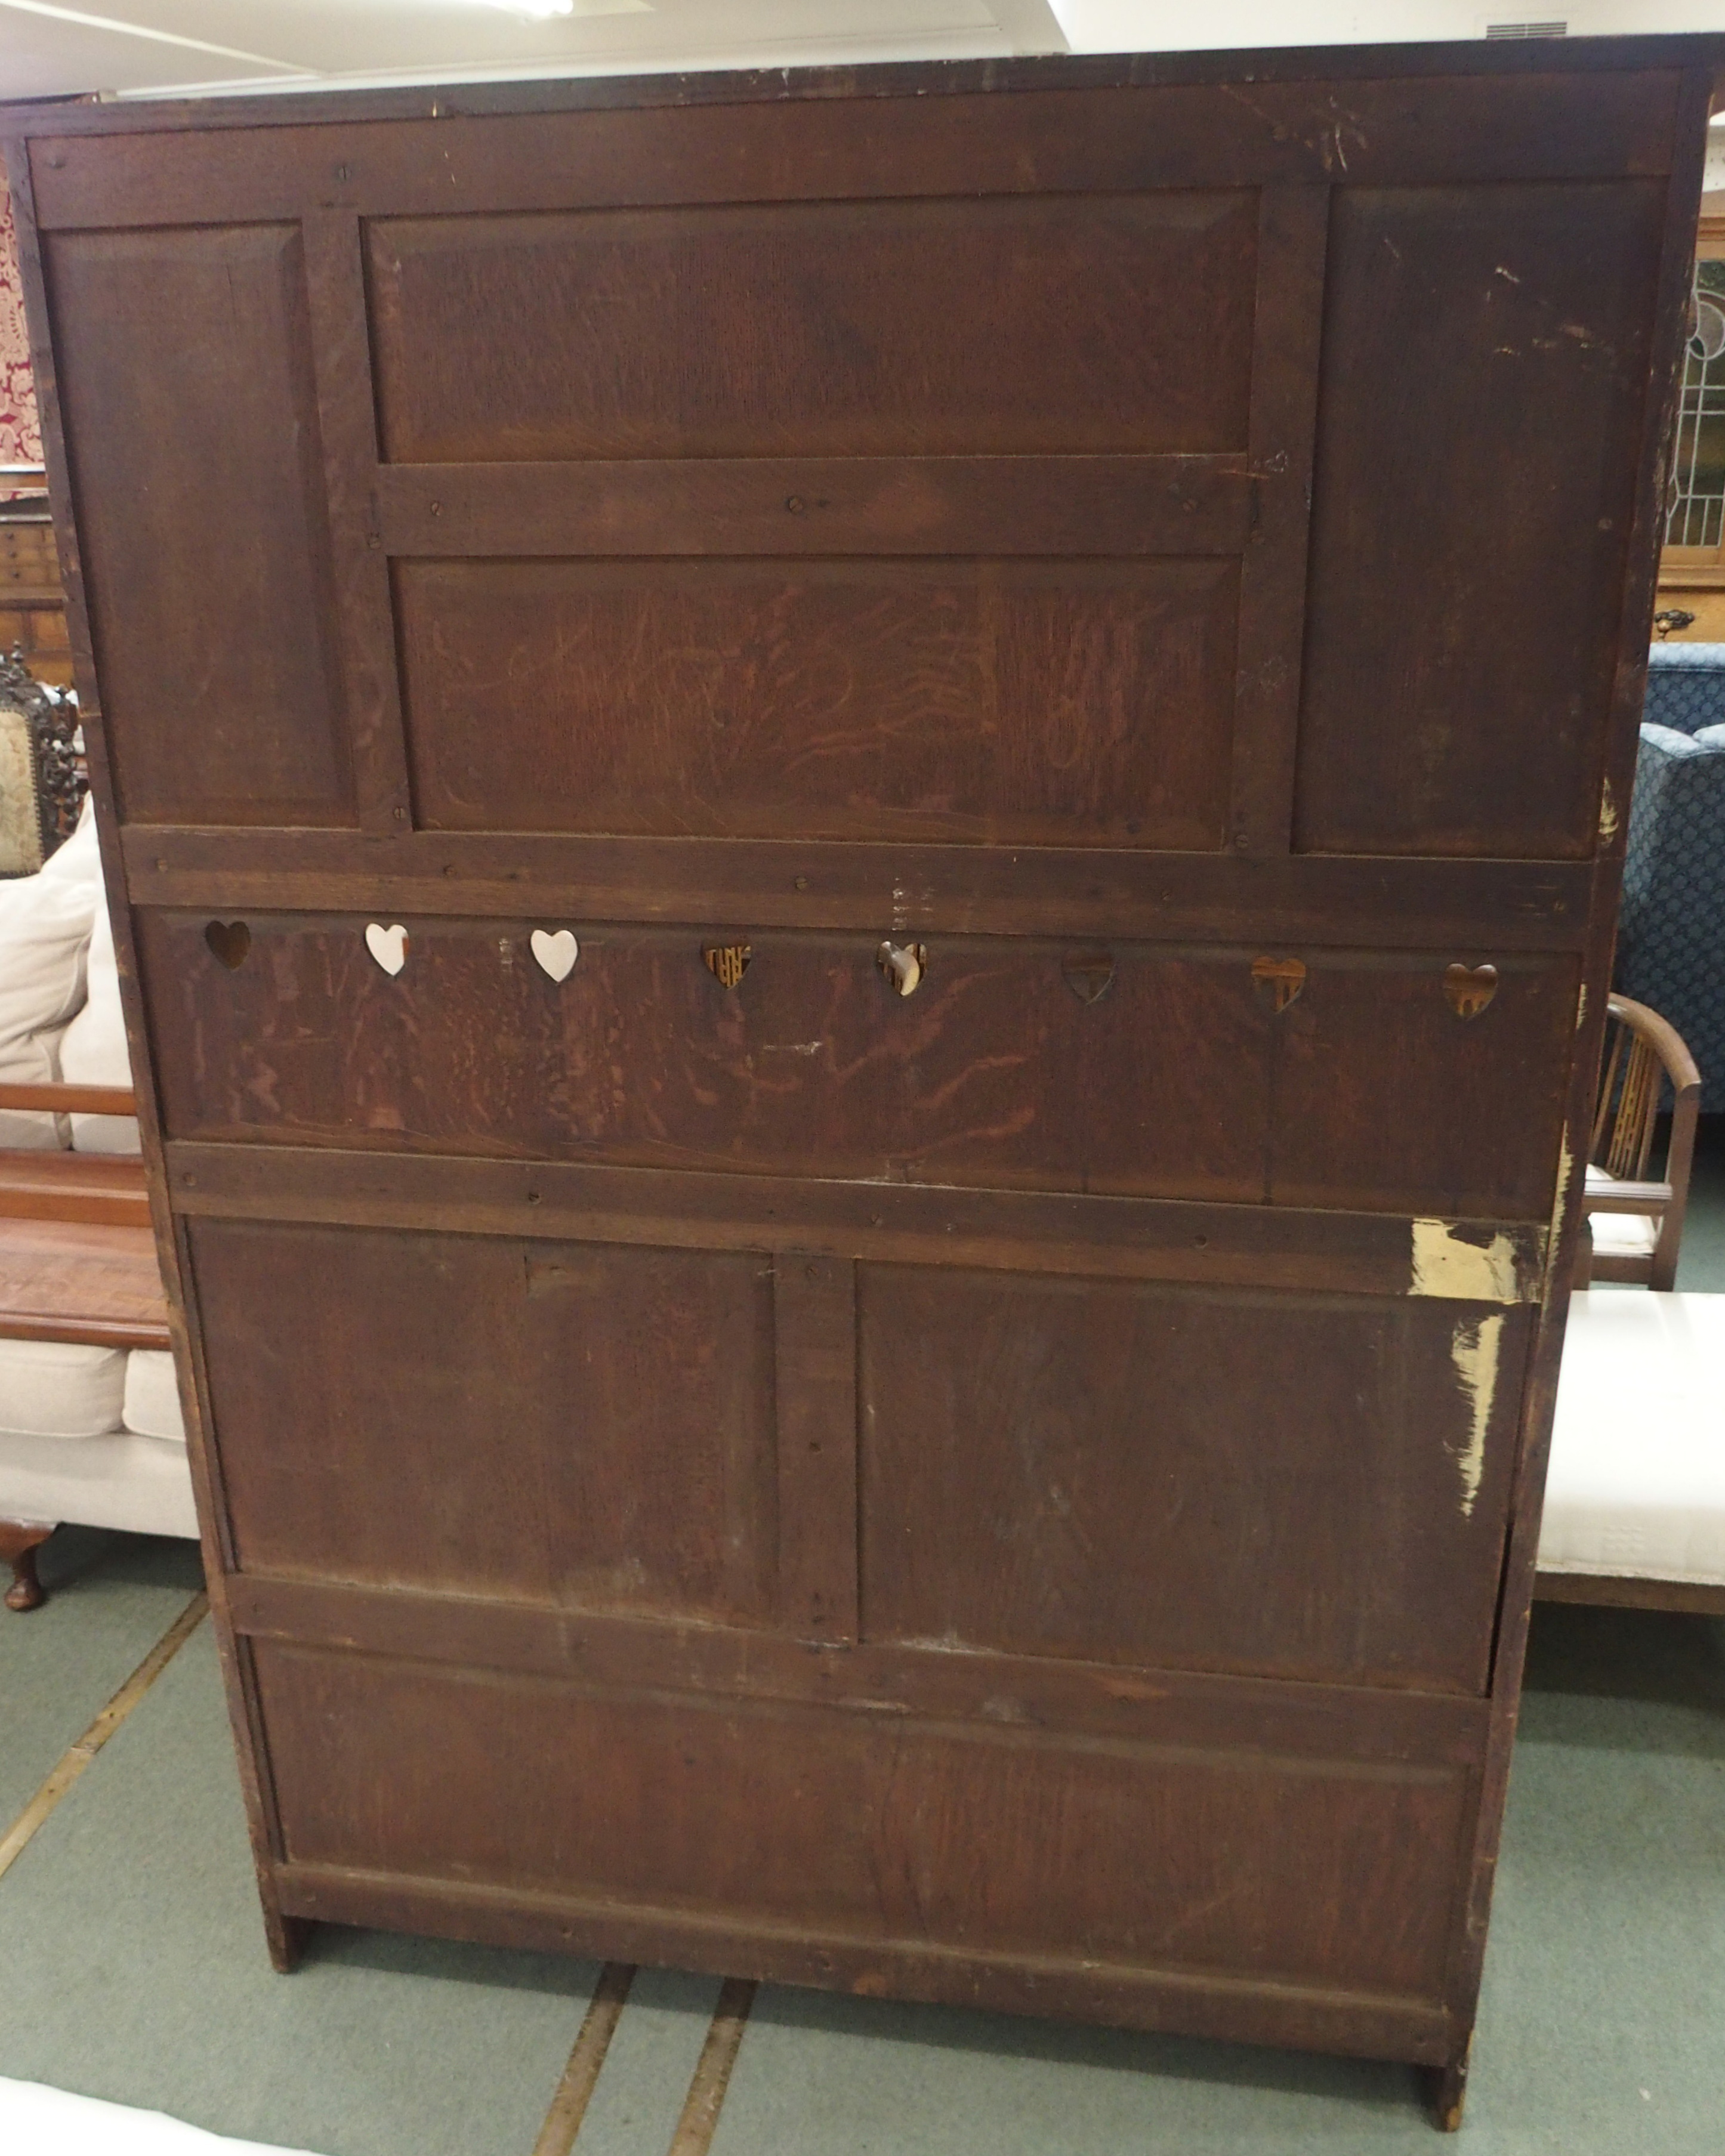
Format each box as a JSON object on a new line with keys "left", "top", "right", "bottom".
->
{"left": 0, "top": 2080, "right": 322, "bottom": 2156}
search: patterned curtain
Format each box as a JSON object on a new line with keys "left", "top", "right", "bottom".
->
{"left": 0, "top": 168, "right": 44, "bottom": 496}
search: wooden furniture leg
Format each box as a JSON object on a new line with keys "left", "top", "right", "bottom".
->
{"left": 265, "top": 1908, "right": 311, "bottom": 1975}
{"left": 1427, "top": 2041, "right": 1471, "bottom": 2132}
{"left": 0, "top": 1520, "right": 55, "bottom": 1611}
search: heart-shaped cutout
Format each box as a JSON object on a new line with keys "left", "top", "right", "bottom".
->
{"left": 1443, "top": 962, "right": 1498, "bottom": 1020}
{"left": 1251, "top": 955, "right": 1307, "bottom": 1012}
{"left": 365, "top": 922, "right": 409, "bottom": 976}
{"left": 1062, "top": 947, "right": 1115, "bottom": 1005}
{"left": 530, "top": 928, "right": 578, "bottom": 983}
{"left": 204, "top": 919, "right": 250, "bottom": 970}
{"left": 877, "top": 941, "right": 927, "bottom": 997}
{"left": 703, "top": 944, "right": 751, "bottom": 990}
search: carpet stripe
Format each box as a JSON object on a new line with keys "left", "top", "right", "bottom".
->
{"left": 0, "top": 1591, "right": 207, "bottom": 1882}
{"left": 531, "top": 1960, "right": 636, "bottom": 2156}
{"left": 665, "top": 1977, "right": 757, "bottom": 2156}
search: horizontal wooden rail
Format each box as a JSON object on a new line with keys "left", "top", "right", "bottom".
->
{"left": 0, "top": 1082, "right": 135, "bottom": 1117}
{"left": 1584, "top": 1179, "right": 1672, "bottom": 1212}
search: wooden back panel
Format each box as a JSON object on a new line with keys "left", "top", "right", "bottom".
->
{"left": 7, "top": 35, "right": 1712, "bottom": 2096}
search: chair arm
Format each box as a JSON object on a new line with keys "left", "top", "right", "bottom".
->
{"left": 1584, "top": 1179, "right": 1672, "bottom": 1212}
{"left": 0, "top": 1082, "right": 136, "bottom": 1117}
{"left": 1604, "top": 995, "right": 1704, "bottom": 1096}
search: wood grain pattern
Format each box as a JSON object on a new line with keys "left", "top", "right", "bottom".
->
{"left": 300, "top": 212, "right": 412, "bottom": 833}
{"left": 0, "top": 1218, "right": 169, "bottom": 1348}
{"left": 254, "top": 1639, "right": 1470, "bottom": 2001}
{"left": 226, "top": 1572, "right": 1492, "bottom": 1768}
{"left": 1267, "top": 954, "right": 1579, "bottom": 1216}
{"left": 1229, "top": 185, "right": 1328, "bottom": 855}
{"left": 138, "top": 914, "right": 1277, "bottom": 1202}
{"left": 859, "top": 1267, "right": 1529, "bottom": 1693}
{"left": 397, "top": 558, "right": 1239, "bottom": 850}
{"left": 773, "top": 1255, "right": 859, "bottom": 1645}
{"left": 118, "top": 825, "right": 1596, "bottom": 953}
{"left": 163, "top": 1141, "right": 1551, "bottom": 1304}
{"left": 0, "top": 1150, "right": 149, "bottom": 1227}
{"left": 190, "top": 1219, "right": 779, "bottom": 1623}
{"left": 22, "top": 65, "right": 1681, "bottom": 224}
{"left": 1295, "top": 181, "right": 1665, "bottom": 860}
{"left": 267, "top": 1855, "right": 1458, "bottom": 2065}
{"left": 42, "top": 225, "right": 352, "bottom": 826}
{"left": 373, "top": 455, "right": 1252, "bottom": 561}
{"left": 139, "top": 913, "right": 1573, "bottom": 1221}
{"left": 369, "top": 194, "right": 1257, "bottom": 463}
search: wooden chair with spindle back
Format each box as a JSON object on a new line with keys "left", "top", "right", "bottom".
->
{"left": 1575, "top": 994, "right": 1702, "bottom": 1292}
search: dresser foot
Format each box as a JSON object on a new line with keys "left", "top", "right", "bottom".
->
{"left": 1426, "top": 2041, "right": 1471, "bottom": 2132}
{"left": 266, "top": 1908, "right": 311, "bottom": 1974}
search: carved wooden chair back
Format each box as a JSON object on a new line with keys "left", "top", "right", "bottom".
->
{"left": 1578, "top": 994, "right": 1703, "bottom": 1291}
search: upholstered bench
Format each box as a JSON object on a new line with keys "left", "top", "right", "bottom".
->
{"left": 1537, "top": 1290, "right": 1725, "bottom": 1614}
{"left": 0, "top": 802, "right": 195, "bottom": 1610}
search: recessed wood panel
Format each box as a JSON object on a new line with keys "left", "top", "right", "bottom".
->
{"left": 367, "top": 193, "right": 1257, "bottom": 463}
{"left": 859, "top": 1267, "right": 1527, "bottom": 1694}
{"left": 396, "top": 558, "right": 1239, "bottom": 850}
{"left": 190, "top": 1219, "right": 777, "bottom": 1622}
{"left": 1267, "top": 955, "right": 1578, "bottom": 1217}
{"left": 44, "top": 226, "right": 351, "bottom": 826}
{"left": 140, "top": 916, "right": 1273, "bottom": 1203}
{"left": 255, "top": 1640, "right": 1467, "bottom": 2003}
{"left": 1294, "top": 181, "right": 1665, "bottom": 859}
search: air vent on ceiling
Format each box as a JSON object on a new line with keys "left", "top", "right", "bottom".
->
{"left": 1484, "top": 19, "right": 1567, "bottom": 35}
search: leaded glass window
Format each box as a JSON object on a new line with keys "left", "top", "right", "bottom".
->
{"left": 1665, "top": 258, "right": 1725, "bottom": 549}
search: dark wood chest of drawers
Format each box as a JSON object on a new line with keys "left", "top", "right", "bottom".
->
{"left": 6, "top": 33, "right": 1714, "bottom": 2119}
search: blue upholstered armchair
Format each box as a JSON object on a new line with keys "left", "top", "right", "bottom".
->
{"left": 1617, "top": 645, "right": 1725, "bottom": 1111}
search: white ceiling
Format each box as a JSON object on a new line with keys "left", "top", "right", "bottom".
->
{"left": 0, "top": 0, "right": 1058, "bottom": 101}
{"left": 0, "top": 0, "right": 1722, "bottom": 106}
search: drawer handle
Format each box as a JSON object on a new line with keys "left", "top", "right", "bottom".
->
{"left": 878, "top": 941, "right": 927, "bottom": 997}
{"left": 1444, "top": 963, "right": 1499, "bottom": 1019}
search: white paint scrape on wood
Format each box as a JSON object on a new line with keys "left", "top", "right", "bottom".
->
{"left": 1598, "top": 776, "right": 1619, "bottom": 842}
{"left": 1449, "top": 1312, "right": 1505, "bottom": 1518}
{"left": 1551, "top": 1123, "right": 1575, "bottom": 1237}
{"left": 1409, "top": 1220, "right": 1528, "bottom": 1303}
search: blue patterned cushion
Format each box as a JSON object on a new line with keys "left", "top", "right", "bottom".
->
{"left": 1643, "top": 643, "right": 1725, "bottom": 737}
{"left": 1616, "top": 709, "right": 1725, "bottom": 1110}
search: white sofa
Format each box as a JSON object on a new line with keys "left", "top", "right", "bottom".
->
{"left": 0, "top": 802, "right": 195, "bottom": 1610}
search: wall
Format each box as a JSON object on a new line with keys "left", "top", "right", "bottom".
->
{"left": 1, "top": 168, "right": 41, "bottom": 478}
{"left": 0, "top": 174, "right": 70, "bottom": 688}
